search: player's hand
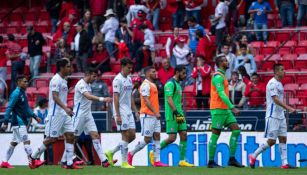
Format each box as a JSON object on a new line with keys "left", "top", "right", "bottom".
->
{"left": 64, "top": 107, "right": 74, "bottom": 117}
{"left": 135, "top": 111, "right": 140, "bottom": 122}
{"left": 288, "top": 107, "right": 297, "bottom": 114}
{"left": 116, "top": 115, "right": 122, "bottom": 125}
{"left": 174, "top": 110, "right": 185, "bottom": 124}
{"left": 35, "top": 117, "right": 42, "bottom": 123}
{"left": 232, "top": 107, "right": 240, "bottom": 116}
{"left": 104, "top": 97, "right": 112, "bottom": 103}
{"left": 155, "top": 113, "right": 161, "bottom": 120}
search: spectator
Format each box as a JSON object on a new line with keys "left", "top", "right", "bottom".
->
{"left": 59, "top": 0, "right": 75, "bottom": 19}
{"left": 54, "top": 38, "right": 73, "bottom": 62}
{"left": 91, "top": 73, "right": 110, "bottom": 111}
{"left": 296, "top": 0, "right": 307, "bottom": 26}
{"left": 236, "top": 34, "right": 254, "bottom": 56}
{"left": 212, "top": 0, "right": 228, "bottom": 51}
{"left": 89, "top": 0, "right": 108, "bottom": 32}
{"left": 245, "top": 73, "right": 266, "bottom": 109}
{"left": 115, "top": 18, "right": 134, "bottom": 57}
{"left": 46, "top": 0, "right": 62, "bottom": 34}
{"left": 27, "top": 26, "right": 46, "bottom": 78}
{"left": 165, "top": 27, "right": 180, "bottom": 68}
{"left": 293, "top": 120, "right": 306, "bottom": 131}
{"left": 100, "top": 9, "right": 119, "bottom": 59}
{"left": 92, "top": 31, "right": 104, "bottom": 49}
{"left": 187, "top": 17, "right": 206, "bottom": 54}
{"left": 31, "top": 98, "right": 48, "bottom": 132}
{"left": 221, "top": 43, "right": 236, "bottom": 80}
{"left": 238, "top": 65, "right": 251, "bottom": 85}
{"left": 145, "top": 0, "right": 161, "bottom": 30}
{"left": 275, "top": 0, "right": 295, "bottom": 27}
{"left": 53, "top": 21, "right": 75, "bottom": 46}
{"left": 89, "top": 42, "right": 111, "bottom": 73}
{"left": 135, "top": 40, "right": 152, "bottom": 72}
{"left": 73, "top": 22, "right": 91, "bottom": 72}
{"left": 5, "top": 34, "right": 24, "bottom": 93}
{"left": 126, "top": 0, "right": 149, "bottom": 26}
{"left": 248, "top": 0, "right": 272, "bottom": 44}
{"left": 132, "top": 76, "right": 142, "bottom": 110}
{"left": 0, "top": 36, "right": 7, "bottom": 99}
{"left": 184, "top": 0, "right": 204, "bottom": 23}
{"left": 226, "top": 0, "right": 243, "bottom": 30}
{"left": 80, "top": 9, "right": 95, "bottom": 40}
{"left": 229, "top": 71, "right": 246, "bottom": 108}
{"left": 139, "top": 24, "right": 155, "bottom": 61}
{"left": 168, "top": 0, "right": 185, "bottom": 28}
{"left": 57, "top": 9, "right": 78, "bottom": 34}
{"left": 223, "top": 34, "right": 237, "bottom": 54}
{"left": 195, "top": 29, "right": 213, "bottom": 62}
{"left": 108, "top": 0, "right": 127, "bottom": 20}
{"left": 235, "top": 44, "right": 257, "bottom": 76}
{"left": 157, "top": 58, "right": 175, "bottom": 86}
{"left": 191, "top": 56, "right": 211, "bottom": 109}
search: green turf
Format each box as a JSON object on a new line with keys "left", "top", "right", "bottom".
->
{"left": 0, "top": 166, "right": 306, "bottom": 175}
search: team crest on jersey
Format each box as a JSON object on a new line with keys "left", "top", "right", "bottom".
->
{"left": 22, "top": 135, "right": 28, "bottom": 141}
{"left": 52, "top": 131, "right": 57, "bottom": 136}
{"left": 269, "top": 132, "right": 274, "bottom": 138}
{"left": 145, "top": 130, "right": 150, "bottom": 135}
{"left": 123, "top": 124, "right": 128, "bottom": 128}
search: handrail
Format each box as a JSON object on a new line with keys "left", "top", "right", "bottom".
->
{"left": 0, "top": 0, "right": 27, "bottom": 23}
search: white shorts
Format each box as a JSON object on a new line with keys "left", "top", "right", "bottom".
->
{"left": 140, "top": 114, "right": 161, "bottom": 137}
{"left": 72, "top": 111, "right": 97, "bottom": 136}
{"left": 264, "top": 117, "right": 287, "bottom": 140}
{"left": 11, "top": 126, "right": 29, "bottom": 143}
{"left": 115, "top": 112, "right": 135, "bottom": 131}
{"left": 45, "top": 113, "right": 74, "bottom": 137}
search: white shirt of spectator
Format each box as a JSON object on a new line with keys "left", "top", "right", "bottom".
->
{"left": 144, "top": 28, "right": 155, "bottom": 51}
{"left": 126, "top": 4, "right": 149, "bottom": 26}
{"left": 48, "top": 73, "right": 68, "bottom": 115}
{"left": 100, "top": 17, "right": 119, "bottom": 43}
{"left": 172, "top": 44, "right": 190, "bottom": 66}
{"left": 74, "top": 32, "right": 80, "bottom": 51}
{"left": 266, "top": 77, "right": 285, "bottom": 119}
{"left": 74, "top": 79, "right": 92, "bottom": 112}
{"left": 112, "top": 73, "right": 133, "bottom": 115}
{"left": 215, "top": 1, "right": 228, "bottom": 29}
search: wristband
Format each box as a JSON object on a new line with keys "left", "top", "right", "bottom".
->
{"left": 99, "top": 97, "right": 105, "bottom": 102}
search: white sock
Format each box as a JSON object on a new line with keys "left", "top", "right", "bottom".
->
{"left": 111, "top": 144, "right": 120, "bottom": 154}
{"left": 61, "top": 150, "right": 67, "bottom": 163}
{"left": 253, "top": 142, "right": 270, "bottom": 158}
{"left": 120, "top": 141, "right": 128, "bottom": 163}
{"left": 153, "top": 140, "right": 160, "bottom": 162}
{"left": 92, "top": 139, "right": 107, "bottom": 162}
{"left": 279, "top": 143, "right": 288, "bottom": 165}
{"left": 131, "top": 140, "right": 147, "bottom": 156}
{"left": 24, "top": 144, "right": 33, "bottom": 157}
{"left": 4, "top": 145, "right": 15, "bottom": 162}
{"left": 32, "top": 144, "right": 47, "bottom": 159}
{"left": 65, "top": 143, "right": 74, "bottom": 166}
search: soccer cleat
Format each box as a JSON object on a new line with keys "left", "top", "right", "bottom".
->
{"left": 74, "top": 160, "right": 85, "bottom": 166}
{"left": 121, "top": 162, "right": 135, "bottom": 168}
{"left": 228, "top": 157, "right": 245, "bottom": 168}
{"left": 0, "top": 161, "right": 14, "bottom": 168}
{"left": 249, "top": 154, "right": 256, "bottom": 169}
{"left": 28, "top": 156, "right": 37, "bottom": 169}
{"left": 153, "top": 161, "right": 168, "bottom": 167}
{"left": 35, "top": 159, "right": 45, "bottom": 168}
{"left": 281, "top": 164, "right": 297, "bottom": 169}
{"left": 127, "top": 152, "right": 133, "bottom": 166}
{"left": 207, "top": 160, "right": 222, "bottom": 168}
{"left": 149, "top": 150, "right": 154, "bottom": 166}
{"left": 66, "top": 162, "right": 83, "bottom": 169}
{"left": 178, "top": 160, "right": 194, "bottom": 167}
{"left": 105, "top": 150, "right": 114, "bottom": 166}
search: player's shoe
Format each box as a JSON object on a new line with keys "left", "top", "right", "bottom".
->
{"left": 207, "top": 160, "right": 222, "bottom": 168}
{"left": 102, "top": 159, "right": 118, "bottom": 167}
{"left": 281, "top": 164, "right": 297, "bottom": 169}
{"left": 149, "top": 150, "right": 154, "bottom": 166}
{"left": 28, "top": 156, "right": 37, "bottom": 169}
{"left": 153, "top": 161, "right": 168, "bottom": 167}
{"left": 34, "top": 159, "right": 45, "bottom": 168}
{"left": 178, "top": 160, "right": 194, "bottom": 167}
{"left": 121, "top": 162, "right": 135, "bottom": 168}
{"left": 249, "top": 154, "right": 256, "bottom": 169}
{"left": 66, "top": 162, "right": 84, "bottom": 169}
{"left": 127, "top": 152, "right": 133, "bottom": 165}
{"left": 105, "top": 150, "right": 114, "bottom": 166}
{"left": 228, "top": 157, "right": 245, "bottom": 168}
{"left": 0, "top": 161, "right": 14, "bottom": 168}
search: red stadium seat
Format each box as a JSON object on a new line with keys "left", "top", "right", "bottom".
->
{"left": 281, "top": 75, "right": 295, "bottom": 84}
{"left": 24, "top": 12, "right": 37, "bottom": 22}
{"left": 294, "top": 54, "right": 307, "bottom": 69}
{"left": 261, "top": 54, "right": 280, "bottom": 70}
{"left": 261, "top": 41, "right": 280, "bottom": 55}
{"left": 101, "top": 72, "right": 116, "bottom": 86}
{"left": 278, "top": 54, "right": 296, "bottom": 69}
{"left": 275, "top": 32, "right": 290, "bottom": 42}
{"left": 284, "top": 83, "right": 299, "bottom": 97}
{"left": 38, "top": 11, "right": 50, "bottom": 21}
{"left": 278, "top": 47, "right": 291, "bottom": 55}
{"left": 296, "top": 75, "right": 307, "bottom": 85}
{"left": 250, "top": 41, "right": 264, "bottom": 54}
{"left": 26, "top": 87, "right": 37, "bottom": 101}
{"left": 9, "top": 13, "right": 23, "bottom": 22}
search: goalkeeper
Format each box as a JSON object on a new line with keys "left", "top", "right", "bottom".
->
{"left": 157, "top": 65, "right": 194, "bottom": 167}
{"left": 208, "top": 55, "right": 244, "bottom": 168}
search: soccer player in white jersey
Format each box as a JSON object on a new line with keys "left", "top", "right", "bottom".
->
{"left": 105, "top": 58, "right": 139, "bottom": 168}
{"left": 249, "top": 64, "right": 296, "bottom": 169}
{"left": 31, "top": 59, "right": 82, "bottom": 169}
{"left": 127, "top": 66, "right": 168, "bottom": 167}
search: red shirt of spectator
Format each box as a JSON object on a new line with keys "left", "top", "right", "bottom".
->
{"left": 5, "top": 41, "right": 22, "bottom": 61}
{"left": 158, "top": 59, "right": 175, "bottom": 85}
{"left": 131, "top": 10, "right": 153, "bottom": 43}
{"left": 183, "top": 0, "right": 203, "bottom": 9}
{"left": 117, "top": 41, "right": 130, "bottom": 60}
{"left": 57, "top": 9, "right": 78, "bottom": 33}
{"left": 59, "top": 1, "right": 74, "bottom": 19}
{"left": 89, "top": 0, "right": 108, "bottom": 16}
{"left": 0, "top": 43, "right": 7, "bottom": 67}
{"left": 53, "top": 21, "right": 75, "bottom": 45}
{"left": 89, "top": 43, "right": 109, "bottom": 64}
{"left": 196, "top": 36, "right": 213, "bottom": 62}
{"left": 146, "top": 0, "right": 160, "bottom": 10}
{"left": 166, "top": 0, "right": 181, "bottom": 13}
{"left": 244, "top": 74, "right": 266, "bottom": 107}
{"left": 191, "top": 56, "right": 211, "bottom": 96}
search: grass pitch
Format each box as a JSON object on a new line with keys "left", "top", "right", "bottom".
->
{"left": 0, "top": 166, "right": 306, "bottom": 175}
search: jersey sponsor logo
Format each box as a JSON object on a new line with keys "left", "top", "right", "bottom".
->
{"left": 52, "top": 131, "right": 57, "bottom": 136}
{"left": 123, "top": 85, "right": 133, "bottom": 91}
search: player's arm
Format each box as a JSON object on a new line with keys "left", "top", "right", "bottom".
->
{"left": 52, "top": 91, "right": 73, "bottom": 116}
{"left": 83, "top": 92, "right": 112, "bottom": 102}
{"left": 164, "top": 82, "right": 177, "bottom": 112}
{"left": 131, "top": 95, "right": 139, "bottom": 120}
{"left": 26, "top": 104, "right": 41, "bottom": 123}
{"left": 113, "top": 92, "right": 120, "bottom": 117}
{"left": 272, "top": 96, "right": 296, "bottom": 113}
{"left": 2, "top": 91, "right": 19, "bottom": 129}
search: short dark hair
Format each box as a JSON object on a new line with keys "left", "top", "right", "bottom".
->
{"left": 120, "top": 58, "right": 133, "bottom": 67}
{"left": 196, "top": 55, "right": 205, "bottom": 60}
{"left": 135, "top": 0, "right": 141, "bottom": 4}
{"left": 175, "top": 65, "right": 186, "bottom": 74}
{"left": 251, "top": 73, "right": 259, "bottom": 77}
{"left": 56, "top": 59, "right": 69, "bottom": 72}
{"left": 273, "top": 63, "right": 284, "bottom": 73}
{"left": 215, "top": 54, "right": 226, "bottom": 67}
{"left": 143, "top": 66, "right": 154, "bottom": 74}
{"left": 0, "top": 36, "right": 3, "bottom": 43}
{"left": 8, "top": 34, "right": 15, "bottom": 41}
{"left": 138, "top": 24, "right": 148, "bottom": 30}
{"left": 195, "top": 29, "right": 204, "bottom": 38}
{"left": 38, "top": 98, "right": 48, "bottom": 107}
{"left": 16, "top": 75, "right": 26, "bottom": 83}
{"left": 85, "top": 67, "right": 98, "bottom": 75}
{"left": 223, "top": 43, "right": 230, "bottom": 47}
{"left": 240, "top": 44, "right": 247, "bottom": 49}
{"left": 232, "top": 71, "right": 239, "bottom": 76}
{"left": 187, "top": 17, "right": 196, "bottom": 23}
{"left": 120, "top": 18, "right": 127, "bottom": 23}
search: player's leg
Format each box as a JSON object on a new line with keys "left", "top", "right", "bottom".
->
{"left": 228, "top": 123, "right": 244, "bottom": 167}
{"left": 178, "top": 129, "right": 194, "bottom": 167}
{"left": 278, "top": 118, "right": 295, "bottom": 168}
{"left": 1, "top": 135, "right": 18, "bottom": 169}
{"left": 151, "top": 117, "right": 167, "bottom": 167}
{"left": 160, "top": 119, "right": 178, "bottom": 150}
{"left": 89, "top": 131, "right": 110, "bottom": 166}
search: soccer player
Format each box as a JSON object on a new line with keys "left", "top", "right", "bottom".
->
{"left": 158, "top": 65, "right": 194, "bottom": 167}
{"left": 0, "top": 75, "right": 44, "bottom": 169}
{"left": 208, "top": 54, "right": 244, "bottom": 168}
{"left": 105, "top": 58, "right": 139, "bottom": 168}
{"left": 249, "top": 64, "right": 296, "bottom": 169}
{"left": 127, "top": 66, "right": 168, "bottom": 167}
{"left": 31, "top": 59, "right": 82, "bottom": 169}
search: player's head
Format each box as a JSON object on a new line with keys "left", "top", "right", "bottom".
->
{"left": 56, "top": 59, "right": 71, "bottom": 76}
{"left": 251, "top": 73, "right": 260, "bottom": 84}
{"left": 215, "top": 54, "right": 229, "bottom": 70}
{"left": 273, "top": 63, "right": 285, "bottom": 78}
{"left": 222, "top": 43, "right": 230, "bottom": 54}
{"left": 143, "top": 66, "right": 157, "bottom": 80}
{"left": 16, "top": 75, "right": 28, "bottom": 90}
{"left": 120, "top": 58, "right": 133, "bottom": 76}
{"left": 240, "top": 44, "right": 247, "bottom": 55}
{"left": 174, "top": 65, "right": 186, "bottom": 81}
{"left": 85, "top": 68, "right": 98, "bottom": 84}
{"left": 231, "top": 71, "right": 239, "bottom": 82}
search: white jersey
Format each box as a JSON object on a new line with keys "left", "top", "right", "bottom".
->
{"left": 48, "top": 73, "right": 68, "bottom": 115}
{"left": 112, "top": 73, "right": 133, "bottom": 115}
{"left": 74, "top": 79, "right": 92, "bottom": 113}
{"left": 266, "top": 77, "right": 285, "bottom": 119}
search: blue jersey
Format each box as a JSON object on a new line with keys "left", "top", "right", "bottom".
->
{"left": 248, "top": 1, "right": 272, "bottom": 24}
{"left": 4, "top": 87, "right": 35, "bottom": 126}
{"left": 188, "top": 24, "right": 205, "bottom": 53}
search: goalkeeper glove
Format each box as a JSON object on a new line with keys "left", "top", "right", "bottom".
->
{"left": 173, "top": 110, "right": 185, "bottom": 124}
